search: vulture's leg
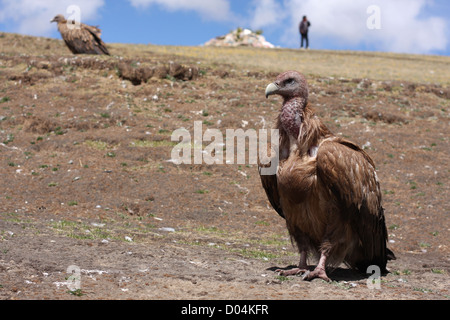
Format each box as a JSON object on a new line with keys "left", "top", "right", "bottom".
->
{"left": 276, "top": 250, "right": 308, "bottom": 276}
{"left": 302, "top": 252, "right": 331, "bottom": 282}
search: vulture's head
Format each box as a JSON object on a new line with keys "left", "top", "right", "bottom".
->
{"left": 265, "top": 71, "right": 309, "bottom": 102}
{"left": 51, "top": 14, "right": 65, "bottom": 23}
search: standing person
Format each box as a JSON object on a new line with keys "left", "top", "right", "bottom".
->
{"left": 299, "top": 15, "right": 311, "bottom": 49}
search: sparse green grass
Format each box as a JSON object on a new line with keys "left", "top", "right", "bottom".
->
{"left": 52, "top": 220, "right": 112, "bottom": 241}
{"left": 431, "top": 269, "right": 445, "bottom": 274}
{"left": 275, "top": 275, "right": 292, "bottom": 282}
{"left": 84, "top": 139, "right": 114, "bottom": 151}
{"left": 393, "top": 269, "right": 412, "bottom": 276}
{"left": 67, "top": 289, "right": 84, "bottom": 297}
{"left": 413, "top": 287, "right": 433, "bottom": 294}
{"left": 419, "top": 242, "right": 431, "bottom": 248}
{"left": 177, "top": 225, "right": 293, "bottom": 262}
{"left": 130, "top": 140, "right": 178, "bottom": 148}
{"left": 0, "top": 96, "right": 10, "bottom": 103}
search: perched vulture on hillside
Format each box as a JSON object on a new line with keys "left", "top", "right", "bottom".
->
{"left": 259, "top": 71, "right": 395, "bottom": 281}
{"left": 51, "top": 14, "right": 110, "bottom": 55}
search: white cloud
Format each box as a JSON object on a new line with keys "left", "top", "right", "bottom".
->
{"left": 128, "top": 0, "right": 234, "bottom": 22}
{"left": 0, "top": 0, "right": 105, "bottom": 36}
{"left": 249, "top": 0, "right": 285, "bottom": 30}
{"left": 250, "top": 0, "right": 449, "bottom": 54}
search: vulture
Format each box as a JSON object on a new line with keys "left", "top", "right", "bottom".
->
{"left": 259, "top": 71, "right": 395, "bottom": 281}
{"left": 51, "top": 14, "right": 110, "bottom": 55}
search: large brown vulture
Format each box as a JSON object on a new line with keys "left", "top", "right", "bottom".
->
{"left": 259, "top": 71, "right": 395, "bottom": 281}
{"left": 51, "top": 14, "right": 110, "bottom": 55}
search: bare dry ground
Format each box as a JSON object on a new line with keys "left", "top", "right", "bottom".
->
{"left": 0, "top": 32, "right": 449, "bottom": 301}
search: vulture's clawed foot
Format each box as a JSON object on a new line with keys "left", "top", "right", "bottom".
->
{"left": 276, "top": 267, "right": 308, "bottom": 277}
{"left": 301, "top": 267, "right": 331, "bottom": 282}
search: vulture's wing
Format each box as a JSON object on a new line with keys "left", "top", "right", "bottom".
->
{"left": 80, "top": 23, "right": 110, "bottom": 55}
{"left": 259, "top": 168, "right": 284, "bottom": 219}
{"left": 316, "top": 138, "right": 380, "bottom": 209}
{"left": 85, "top": 24, "right": 102, "bottom": 37}
{"left": 258, "top": 141, "right": 284, "bottom": 219}
{"left": 60, "top": 22, "right": 109, "bottom": 55}
{"left": 316, "top": 138, "right": 393, "bottom": 270}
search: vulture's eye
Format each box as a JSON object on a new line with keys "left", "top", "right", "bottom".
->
{"left": 285, "top": 78, "right": 295, "bottom": 86}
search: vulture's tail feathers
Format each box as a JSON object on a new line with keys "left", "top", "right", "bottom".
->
{"left": 387, "top": 248, "right": 396, "bottom": 261}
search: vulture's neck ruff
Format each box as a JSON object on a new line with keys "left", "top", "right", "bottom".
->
{"left": 280, "top": 97, "right": 306, "bottom": 139}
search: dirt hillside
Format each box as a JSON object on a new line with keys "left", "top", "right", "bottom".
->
{"left": 0, "top": 32, "right": 449, "bottom": 300}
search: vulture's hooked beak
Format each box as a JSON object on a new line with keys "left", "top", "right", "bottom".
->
{"left": 50, "top": 18, "right": 56, "bottom": 23}
{"left": 265, "top": 82, "right": 279, "bottom": 98}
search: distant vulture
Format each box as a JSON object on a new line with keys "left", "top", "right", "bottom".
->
{"left": 51, "top": 14, "right": 110, "bottom": 55}
{"left": 259, "top": 71, "right": 395, "bottom": 281}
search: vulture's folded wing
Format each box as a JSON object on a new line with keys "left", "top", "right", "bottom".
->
{"left": 60, "top": 22, "right": 109, "bottom": 55}
{"left": 258, "top": 142, "right": 284, "bottom": 219}
{"left": 316, "top": 138, "right": 380, "bottom": 210}
{"left": 82, "top": 24, "right": 110, "bottom": 55}
{"left": 259, "top": 169, "right": 284, "bottom": 219}
{"left": 316, "top": 138, "right": 393, "bottom": 270}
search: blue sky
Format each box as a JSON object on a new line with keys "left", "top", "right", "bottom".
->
{"left": 0, "top": 0, "right": 449, "bottom": 55}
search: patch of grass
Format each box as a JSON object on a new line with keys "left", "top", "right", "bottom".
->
{"left": 158, "top": 129, "right": 171, "bottom": 135}
{"left": 275, "top": 275, "right": 292, "bottom": 282}
{"left": 54, "top": 127, "right": 64, "bottom": 135}
{"left": 431, "top": 269, "right": 445, "bottom": 274}
{"left": 130, "top": 140, "right": 177, "bottom": 148}
{"left": 84, "top": 140, "right": 113, "bottom": 151}
{"left": 195, "top": 189, "right": 209, "bottom": 194}
{"left": 52, "top": 220, "right": 112, "bottom": 241}
{"left": 67, "top": 289, "right": 84, "bottom": 297}
{"left": 68, "top": 201, "right": 78, "bottom": 206}
{"left": 393, "top": 269, "right": 411, "bottom": 276}
{"left": 419, "top": 242, "right": 431, "bottom": 248}
{"left": 0, "top": 96, "right": 10, "bottom": 103}
{"left": 3, "top": 133, "right": 14, "bottom": 144}
{"left": 413, "top": 287, "right": 433, "bottom": 294}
